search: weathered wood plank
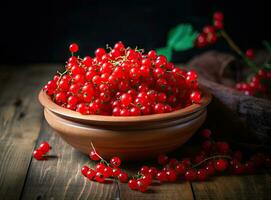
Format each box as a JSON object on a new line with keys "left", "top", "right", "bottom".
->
{"left": 191, "top": 173, "right": 271, "bottom": 200}
{"left": 21, "top": 121, "right": 118, "bottom": 200}
{"left": 0, "top": 65, "right": 57, "bottom": 200}
{"left": 119, "top": 181, "right": 194, "bottom": 200}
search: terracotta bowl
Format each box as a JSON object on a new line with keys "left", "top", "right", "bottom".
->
{"left": 39, "top": 87, "right": 212, "bottom": 160}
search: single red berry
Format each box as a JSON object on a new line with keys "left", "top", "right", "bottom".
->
{"left": 246, "top": 49, "right": 254, "bottom": 59}
{"left": 166, "top": 169, "right": 177, "bottom": 182}
{"left": 89, "top": 150, "right": 101, "bottom": 161}
{"left": 175, "top": 163, "right": 186, "bottom": 175}
{"left": 38, "top": 141, "right": 51, "bottom": 154}
{"left": 190, "top": 91, "right": 201, "bottom": 103}
{"left": 95, "top": 48, "right": 106, "bottom": 59}
{"left": 110, "top": 156, "right": 121, "bottom": 167}
{"left": 95, "top": 172, "right": 105, "bottom": 183}
{"left": 213, "top": 11, "right": 224, "bottom": 21}
{"left": 148, "top": 50, "right": 157, "bottom": 60}
{"left": 203, "top": 25, "right": 215, "bottom": 34}
{"left": 86, "top": 168, "right": 96, "bottom": 180}
{"left": 69, "top": 43, "right": 79, "bottom": 53}
{"left": 233, "top": 163, "right": 245, "bottom": 175}
{"left": 33, "top": 149, "right": 43, "bottom": 160}
{"left": 128, "top": 179, "right": 138, "bottom": 190}
{"left": 195, "top": 33, "right": 207, "bottom": 48}
{"left": 118, "top": 172, "right": 128, "bottom": 183}
{"left": 142, "top": 173, "right": 152, "bottom": 186}
{"left": 205, "top": 164, "right": 215, "bottom": 176}
{"left": 81, "top": 166, "right": 90, "bottom": 177}
{"left": 112, "top": 168, "right": 121, "bottom": 177}
{"left": 158, "top": 154, "right": 169, "bottom": 165}
{"left": 148, "top": 167, "right": 158, "bottom": 178}
{"left": 201, "top": 129, "right": 212, "bottom": 138}
{"left": 197, "top": 169, "right": 208, "bottom": 181}
{"left": 95, "top": 163, "right": 106, "bottom": 172}
{"left": 213, "top": 20, "right": 224, "bottom": 30}
{"left": 184, "top": 169, "right": 197, "bottom": 181}
{"left": 103, "top": 166, "right": 113, "bottom": 178}
{"left": 217, "top": 142, "right": 230, "bottom": 154}
{"left": 137, "top": 179, "right": 148, "bottom": 192}
{"left": 215, "top": 159, "right": 229, "bottom": 171}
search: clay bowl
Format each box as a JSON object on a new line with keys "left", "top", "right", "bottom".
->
{"left": 39, "top": 87, "right": 212, "bottom": 160}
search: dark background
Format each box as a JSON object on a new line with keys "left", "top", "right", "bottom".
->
{"left": 0, "top": 0, "right": 270, "bottom": 65}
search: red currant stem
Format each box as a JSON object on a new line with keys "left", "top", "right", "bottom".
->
{"left": 166, "top": 70, "right": 185, "bottom": 78}
{"left": 192, "top": 155, "right": 232, "bottom": 169}
{"left": 106, "top": 44, "right": 113, "bottom": 51}
{"left": 220, "top": 30, "right": 258, "bottom": 73}
{"left": 90, "top": 142, "right": 110, "bottom": 166}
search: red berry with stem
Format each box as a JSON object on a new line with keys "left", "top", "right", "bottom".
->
{"left": 118, "top": 172, "right": 128, "bottom": 183}
{"left": 128, "top": 179, "right": 138, "bottom": 190}
{"left": 38, "top": 141, "right": 51, "bottom": 154}
{"left": 215, "top": 159, "right": 229, "bottom": 171}
{"left": 69, "top": 43, "right": 79, "bottom": 53}
{"left": 33, "top": 149, "right": 44, "bottom": 160}
{"left": 81, "top": 166, "right": 90, "bottom": 177}
{"left": 110, "top": 156, "right": 121, "bottom": 167}
{"left": 89, "top": 150, "right": 100, "bottom": 161}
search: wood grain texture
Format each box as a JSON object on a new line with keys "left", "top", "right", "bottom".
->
{"left": 21, "top": 121, "right": 118, "bottom": 200}
{"left": 191, "top": 173, "right": 271, "bottom": 200}
{"left": 0, "top": 65, "right": 56, "bottom": 200}
{"left": 119, "top": 181, "right": 194, "bottom": 200}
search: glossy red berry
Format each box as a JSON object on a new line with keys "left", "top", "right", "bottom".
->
{"left": 184, "top": 169, "right": 197, "bottom": 181}
{"left": 215, "top": 159, "right": 229, "bottom": 171}
{"left": 128, "top": 179, "right": 138, "bottom": 190}
{"left": 190, "top": 91, "right": 201, "bottom": 103}
{"left": 33, "top": 149, "right": 43, "bottom": 160}
{"left": 69, "top": 43, "right": 79, "bottom": 53}
{"left": 95, "top": 172, "right": 105, "bottom": 183}
{"left": 246, "top": 49, "right": 254, "bottom": 59}
{"left": 110, "top": 156, "right": 121, "bottom": 167}
{"left": 197, "top": 169, "right": 208, "bottom": 181}
{"left": 166, "top": 169, "right": 177, "bottom": 182}
{"left": 89, "top": 150, "right": 100, "bottom": 161}
{"left": 81, "top": 166, "right": 90, "bottom": 177}
{"left": 38, "top": 142, "right": 51, "bottom": 154}
{"left": 158, "top": 154, "right": 169, "bottom": 165}
{"left": 137, "top": 179, "right": 148, "bottom": 192}
{"left": 86, "top": 169, "right": 96, "bottom": 180}
{"left": 213, "top": 11, "right": 224, "bottom": 21}
{"left": 118, "top": 172, "right": 128, "bottom": 183}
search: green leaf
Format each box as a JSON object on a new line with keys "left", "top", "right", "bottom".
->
{"left": 263, "top": 40, "right": 271, "bottom": 54}
{"left": 156, "top": 47, "right": 172, "bottom": 61}
{"left": 167, "top": 24, "right": 198, "bottom": 51}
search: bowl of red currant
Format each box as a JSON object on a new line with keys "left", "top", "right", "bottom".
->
{"left": 39, "top": 42, "right": 212, "bottom": 160}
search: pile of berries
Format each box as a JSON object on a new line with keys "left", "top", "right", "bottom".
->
{"left": 195, "top": 11, "right": 224, "bottom": 48}
{"left": 33, "top": 142, "right": 51, "bottom": 160}
{"left": 43, "top": 42, "right": 201, "bottom": 116}
{"left": 235, "top": 68, "right": 271, "bottom": 96}
{"left": 80, "top": 129, "right": 271, "bottom": 193}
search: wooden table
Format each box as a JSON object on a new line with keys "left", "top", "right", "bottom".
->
{"left": 1, "top": 65, "right": 271, "bottom": 200}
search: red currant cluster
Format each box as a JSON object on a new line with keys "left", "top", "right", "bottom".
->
{"left": 43, "top": 42, "right": 201, "bottom": 116}
{"left": 81, "top": 129, "right": 271, "bottom": 193}
{"left": 195, "top": 11, "right": 224, "bottom": 48}
{"left": 33, "top": 142, "right": 51, "bottom": 160}
{"left": 236, "top": 69, "right": 271, "bottom": 96}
